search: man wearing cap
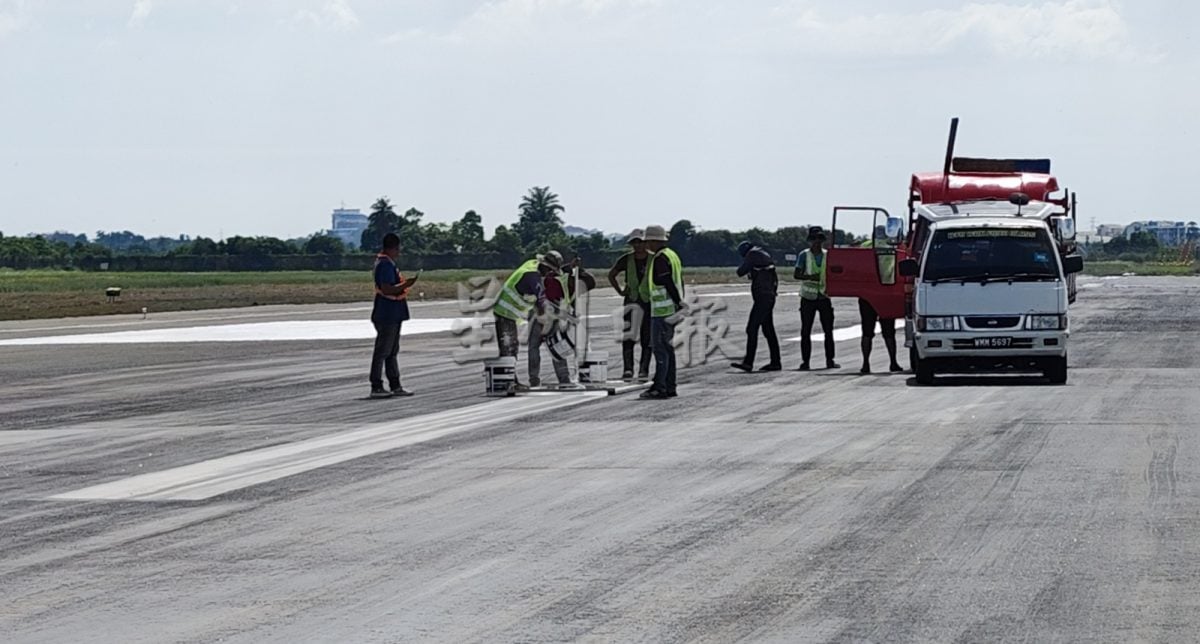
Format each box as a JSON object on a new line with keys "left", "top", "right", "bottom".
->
{"left": 493, "top": 253, "right": 560, "bottom": 387}
{"left": 529, "top": 251, "right": 596, "bottom": 387}
{"left": 640, "top": 224, "right": 686, "bottom": 400}
{"left": 794, "top": 226, "right": 840, "bottom": 370}
{"left": 607, "top": 229, "right": 652, "bottom": 380}
{"left": 731, "top": 240, "right": 782, "bottom": 372}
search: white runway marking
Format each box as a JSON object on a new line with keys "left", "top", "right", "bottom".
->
{"left": 50, "top": 392, "right": 606, "bottom": 502}
{"left": 785, "top": 325, "right": 867, "bottom": 343}
{"left": 0, "top": 318, "right": 466, "bottom": 346}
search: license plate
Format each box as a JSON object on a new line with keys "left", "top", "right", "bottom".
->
{"left": 973, "top": 337, "right": 1013, "bottom": 348}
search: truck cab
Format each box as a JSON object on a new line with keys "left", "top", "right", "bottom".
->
{"left": 899, "top": 201, "right": 1084, "bottom": 384}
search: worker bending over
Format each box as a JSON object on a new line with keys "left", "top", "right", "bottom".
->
{"left": 530, "top": 251, "right": 596, "bottom": 387}
{"left": 731, "top": 240, "right": 782, "bottom": 372}
{"left": 493, "top": 252, "right": 561, "bottom": 388}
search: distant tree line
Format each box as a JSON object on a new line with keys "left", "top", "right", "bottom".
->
{"left": 1, "top": 186, "right": 836, "bottom": 271}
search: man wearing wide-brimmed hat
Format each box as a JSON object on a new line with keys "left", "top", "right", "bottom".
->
{"left": 641, "top": 224, "right": 686, "bottom": 400}
{"left": 793, "top": 226, "right": 840, "bottom": 371}
{"left": 607, "top": 228, "right": 653, "bottom": 380}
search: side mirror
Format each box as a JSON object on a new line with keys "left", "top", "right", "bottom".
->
{"left": 899, "top": 258, "right": 919, "bottom": 277}
{"left": 1062, "top": 255, "right": 1083, "bottom": 275}
{"left": 885, "top": 217, "right": 904, "bottom": 240}
{"left": 1052, "top": 216, "right": 1076, "bottom": 243}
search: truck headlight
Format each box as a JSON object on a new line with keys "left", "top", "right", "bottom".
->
{"left": 918, "top": 316, "right": 957, "bottom": 332}
{"left": 1026, "top": 314, "right": 1065, "bottom": 330}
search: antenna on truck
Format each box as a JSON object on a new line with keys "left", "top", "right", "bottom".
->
{"left": 943, "top": 117, "right": 959, "bottom": 186}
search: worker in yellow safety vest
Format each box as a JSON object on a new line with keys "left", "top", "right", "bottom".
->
{"left": 640, "top": 224, "right": 687, "bottom": 400}
{"left": 493, "top": 252, "right": 562, "bottom": 388}
{"left": 793, "top": 226, "right": 839, "bottom": 371}
{"left": 857, "top": 225, "right": 903, "bottom": 374}
{"left": 607, "top": 229, "right": 653, "bottom": 380}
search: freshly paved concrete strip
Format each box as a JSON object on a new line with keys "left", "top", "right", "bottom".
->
{"left": 49, "top": 392, "right": 606, "bottom": 502}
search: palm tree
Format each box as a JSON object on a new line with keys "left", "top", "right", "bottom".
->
{"left": 361, "top": 197, "right": 400, "bottom": 251}
{"left": 515, "top": 186, "right": 566, "bottom": 249}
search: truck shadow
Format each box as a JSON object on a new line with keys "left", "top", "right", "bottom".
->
{"left": 904, "top": 376, "right": 1059, "bottom": 387}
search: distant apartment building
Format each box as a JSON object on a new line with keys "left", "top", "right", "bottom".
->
{"left": 1122, "top": 220, "right": 1200, "bottom": 247}
{"left": 327, "top": 208, "right": 368, "bottom": 248}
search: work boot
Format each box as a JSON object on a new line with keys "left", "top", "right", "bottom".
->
{"left": 637, "top": 370, "right": 650, "bottom": 380}
{"left": 889, "top": 362, "right": 904, "bottom": 373}
{"left": 796, "top": 362, "right": 810, "bottom": 371}
{"left": 860, "top": 364, "right": 871, "bottom": 375}
{"left": 640, "top": 389, "right": 669, "bottom": 400}
{"left": 759, "top": 364, "right": 782, "bottom": 372}
{"left": 622, "top": 370, "right": 634, "bottom": 381}
{"left": 370, "top": 387, "right": 393, "bottom": 399}
{"left": 826, "top": 360, "right": 841, "bottom": 369}
{"left": 391, "top": 386, "right": 414, "bottom": 397}
{"left": 730, "top": 362, "right": 752, "bottom": 372}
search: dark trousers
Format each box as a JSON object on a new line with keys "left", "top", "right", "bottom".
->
{"left": 495, "top": 315, "right": 520, "bottom": 358}
{"left": 622, "top": 301, "right": 652, "bottom": 376}
{"left": 650, "top": 317, "right": 677, "bottom": 395}
{"left": 799, "top": 297, "right": 835, "bottom": 365}
{"left": 528, "top": 318, "right": 571, "bottom": 386}
{"left": 743, "top": 297, "right": 781, "bottom": 367}
{"left": 858, "top": 299, "right": 898, "bottom": 365}
{"left": 369, "top": 321, "right": 402, "bottom": 389}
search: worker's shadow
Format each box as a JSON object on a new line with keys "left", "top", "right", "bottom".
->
{"left": 905, "top": 376, "right": 1061, "bottom": 387}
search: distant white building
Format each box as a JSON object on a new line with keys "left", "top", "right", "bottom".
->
{"left": 327, "top": 208, "right": 368, "bottom": 248}
{"left": 1123, "top": 220, "right": 1200, "bottom": 247}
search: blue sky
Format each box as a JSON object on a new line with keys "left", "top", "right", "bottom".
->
{"left": 1, "top": 1, "right": 1195, "bottom": 239}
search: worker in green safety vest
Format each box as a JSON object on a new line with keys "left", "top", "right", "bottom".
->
{"left": 493, "top": 253, "right": 562, "bottom": 388}
{"left": 607, "top": 229, "right": 653, "bottom": 381}
{"left": 529, "top": 250, "right": 596, "bottom": 387}
{"left": 640, "top": 224, "right": 686, "bottom": 400}
{"left": 857, "top": 225, "right": 903, "bottom": 374}
{"left": 793, "top": 226, "right": 839, "bottom": 371}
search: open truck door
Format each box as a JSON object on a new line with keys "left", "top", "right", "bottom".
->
{"left": 825, "top": 206, "right": 908, "bottom": 320}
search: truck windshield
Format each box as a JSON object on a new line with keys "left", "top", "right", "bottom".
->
{"left": 923, "top": 228, "right": 1060, "bottom": 283}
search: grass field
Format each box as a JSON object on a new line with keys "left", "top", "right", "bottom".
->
{"left": 2, "top": 262, "right": 1194, "bottom": 321}
{"left": 0, "top": 267, "right": 743, "bottom": 321}
{"left": 1080, "top": 261, "right": 1197, "bottom": 277}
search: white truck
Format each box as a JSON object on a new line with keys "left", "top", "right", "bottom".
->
{"left": 825, "top": 118, "right": 1084, "bottom": 385}
{"left": 899, "top": 196, "right": 1084, "bottom": 384}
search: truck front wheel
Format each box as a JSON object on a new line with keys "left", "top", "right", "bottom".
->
{"left": 914, "top": 353, "right": 935, "bottom": 385}
{"left": 1045, "top": 356, "right": 1068, "bottom": 384}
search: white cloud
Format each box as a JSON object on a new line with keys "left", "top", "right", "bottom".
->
{"left": 0, "top": 0, "right": 29, "bottom": 38}
{"left": 293, "top": 0, "right": 360, "bottom": 31}
{"left": 128, "top": 0, "right": 153, "bottom": 29}
{"left": 775, "top": 0, "right": 1158, "bottom": 62}
{"left": 380, "top": 0, "right": 663, "bottom": 47}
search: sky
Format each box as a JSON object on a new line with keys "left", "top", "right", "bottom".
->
{"left": 1, "top": 0, "right": 1196, "bottom": 240}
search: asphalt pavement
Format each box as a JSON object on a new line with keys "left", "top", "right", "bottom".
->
{"left": 1, "top": 276, "right": 1197, "bottom": 642}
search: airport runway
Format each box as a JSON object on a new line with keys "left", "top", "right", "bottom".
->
{"left": 2, "top": 277, "right": 1198, "bottom": 642}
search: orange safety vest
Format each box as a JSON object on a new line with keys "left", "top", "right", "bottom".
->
{"left": 374, "top": 253, "right": 408, "bottom": 301}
